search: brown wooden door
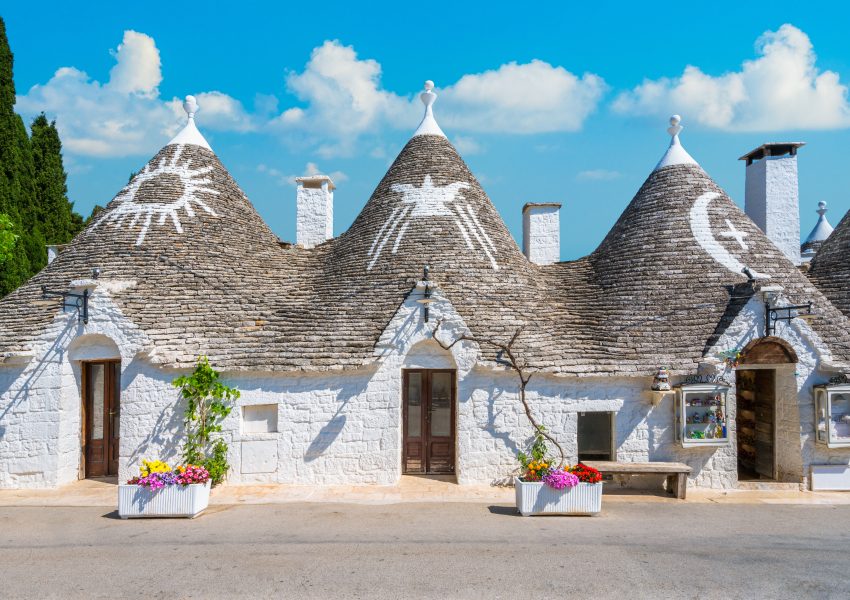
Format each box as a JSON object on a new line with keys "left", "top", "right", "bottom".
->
{"left": 83, "top": 361, "right": 120, "bottom": 477}
{"left": 753, "top": 370, "right": 775, "bottom": 479}
{"left": 403, "top": 370, "right": 455, "bottom": 474}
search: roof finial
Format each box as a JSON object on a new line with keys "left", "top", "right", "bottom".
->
{"left": 655, "top": 114, "right": 698, "bottom": 171}
{"left": 183, "top": 95, "right": 199, "bottom": 121}
{"left": 167, "top": 94, "right": 212, "bottom": 150}
{"left": 667, "top": 114, "right": 683, "bottom": 137}
{"left": 413, "top": 80, "right": 446, "bottom": 138}
{"left": 817, "top": 201, "right": 828, "bottom": 216}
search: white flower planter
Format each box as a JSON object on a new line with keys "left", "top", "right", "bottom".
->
{"left": 118, "top": 481, "right": 211, "bottom": 519}
{"left": 515, "top": 478, "right": 602, "bottom": 516}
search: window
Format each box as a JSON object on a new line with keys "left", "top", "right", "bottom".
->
{"left": 815, "top": 385, "right": 850, "bottom": 448}
{"left": 241, "top": 404, "right": 278, "bottom": 434}
{"left": 577, "top": 412, "right": 614, "bottom": 461}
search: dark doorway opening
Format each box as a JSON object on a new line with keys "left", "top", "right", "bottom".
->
{"left": 402, "top": 370, "right": 456, "bottom": 474}
{"left": 577, "top": 412, "right": 615, "bottom": 462}
{"left": 736, "top": 370, "right": 776, "bottom": 481}
{"left": 83, "top": 361, "right": 121, "bottom": 478}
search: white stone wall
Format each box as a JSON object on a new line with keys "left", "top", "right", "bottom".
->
{"left": 705, "top": 293, "right": 850, "bottom": 487}
{"left": 522, "top": 205, "right": 560, "bottom": 265}
{"left": 0, "top": 280, "right": 150, "bottom": 488}
{"left": 296, "top": 186, "right": 333, "bottom": 248}
{"left": 745, "top": 156, "right": 801, "bottom": 265}
{"left": 4, "top": 278, "right": 849, "bottom": 491}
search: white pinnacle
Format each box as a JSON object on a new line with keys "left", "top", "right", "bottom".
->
{"left": 413, "top": 80, "right": 447, "bottom": 138}
{"left": 655, "top": 114, "right": 698, "bottom": 171}
{"left": 167, "top": 94, "right": 213, "bottom": 151}
{"left": 803, "top": 200, "right": 834, "bottom": 246}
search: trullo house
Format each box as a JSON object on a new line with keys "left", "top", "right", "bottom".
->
{"left": 2, "top": 84, "right": 850, "bottom": 492}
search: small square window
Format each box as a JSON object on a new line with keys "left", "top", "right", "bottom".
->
{"left": 577, "top": 412, "right": 615, "bottom": 461}
{"left": 242, "top": 404, "right": 278, "bottom": 434}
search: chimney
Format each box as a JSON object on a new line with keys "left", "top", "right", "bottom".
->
{"left": 46, "top": 244, "right": 66, "bottom": 264}
{"left": 522, "top": 203, "right": 561, "bottom": 265}
{"left": 740, "top": 142, "right": 805, "bottom": 265}
{"left": 295, "top": 175, "right": 335, "bottom": 248}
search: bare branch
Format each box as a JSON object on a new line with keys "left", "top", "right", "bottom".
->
{"left": 429, "top": 320, "right": 565, "bottom": 468}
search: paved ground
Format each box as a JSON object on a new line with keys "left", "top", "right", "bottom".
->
{"left": 4, "top": 475, "right": 850, "bottom": 507}
{"left": 2, "top": 501, "right": 849, "bottom": 599}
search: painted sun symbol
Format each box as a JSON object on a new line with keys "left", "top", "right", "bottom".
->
{"left": 97, "top": 145, "right": 220, "bottom": 245}
{"left": 367, "top": 175, "right": 499, "bottom": 271}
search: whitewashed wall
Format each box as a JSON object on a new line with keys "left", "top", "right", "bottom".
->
{"left": 0, "top": 280, "right": 149, "bottom": 488}
{"left": 3, "top": 280, "right": 850, "bottom": 491}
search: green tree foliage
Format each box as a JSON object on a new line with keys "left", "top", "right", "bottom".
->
{"left": 0, "top": 18, "right": 83, "bottom": 297}
{"left": 31, "top": 114, "right": 82, "bottom": 245}
{"left": 0, "top": 17, "right": 37, "bottom": 294}
{"left": 0, "top": 213, "right": 18, "bottom": 262}
{"left": 173, "top": 356, "right": 240, "bottom": 486}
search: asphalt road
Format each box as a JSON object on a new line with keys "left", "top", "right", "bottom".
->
{"left": 1, "top": 501, "right": 848, "bottom": 599}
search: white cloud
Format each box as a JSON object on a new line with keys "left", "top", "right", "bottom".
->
{"left": 274, "top": 41, "right": 606, "bottom": 156}
{"left": 452, "top": 136, "right": 482, "bottom": 155}
{"left": 107, "top": 30, "right": 162, "bottom": 97}
{"left": 613, "top": 24, "right": 850, "bottom": 131}
{"left": 577, "top": 169, "right": 621, "bottom": 181}
{"left": 257, "top": 162, "right": 348, "bottom": 187}
{"left": 16, "top": 31, "right": 252, "bottom": 157}
{"left": 273, "top": 40, "right": 412, "bottom": 157}
{"left": 440, "top": 60, "right": 607, "bottom": 133}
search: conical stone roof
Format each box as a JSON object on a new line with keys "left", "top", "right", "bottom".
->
{"left": 808, "top": 207, "right": 850, "bottom": 318}
{"left": 0, "top": 104, "right": 300, "bottom": 366}
{"left": 305, "top": 131, "right": 580, "bottom": 368}
{"left": 566, "top": 125, "right": 850, "bottom": 374}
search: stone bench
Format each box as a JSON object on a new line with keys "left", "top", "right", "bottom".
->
{"left": 581, "top": 461, "right": 692, "bottom": 499}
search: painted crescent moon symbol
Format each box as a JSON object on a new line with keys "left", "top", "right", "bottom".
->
{"left": 689, "top": 192, "right": 769, "bottom": 279}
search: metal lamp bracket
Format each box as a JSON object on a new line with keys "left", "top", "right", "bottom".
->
{"left": 765, "top": 301, "right": 813, "bottom": 337}
{"left": 41, "top": 286, "right": 90, "bottom": 324}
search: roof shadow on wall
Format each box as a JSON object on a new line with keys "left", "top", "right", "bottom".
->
{"left": 303, "top": 379, "right": 368, "bottom": 462}
{"left": 702, "top": 283, "right": 756, "bottom": 357}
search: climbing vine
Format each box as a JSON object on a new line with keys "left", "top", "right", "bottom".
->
{"left": 431, "top": 321, "right": 567, "bottom": 469}
{"left": 172, "top": 356, "right": 240, "bottom": 485}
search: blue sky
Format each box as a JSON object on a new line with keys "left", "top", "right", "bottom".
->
{"left": 5, "top": 1, "right": 850, "bottom": 259}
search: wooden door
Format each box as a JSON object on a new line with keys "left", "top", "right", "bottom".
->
{"left": 83, "top": 361, "right": 120, "bottom": 477}
{"left": 403, "top": 370, "right": 456, "bottom": 474}
{"left": 753, "top": 370, "right": 775, "bottom": 479}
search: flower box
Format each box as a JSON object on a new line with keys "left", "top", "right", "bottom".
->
{"left": 515, "top": 478, "right": 602, "bottom": 516}
{"left": 118, "top": 481, "right": 211, "bottom": 519}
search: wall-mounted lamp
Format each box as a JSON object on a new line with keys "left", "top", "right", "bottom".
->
{"left": 765, "top": 300, "right": 816, "bottom": 336}
{"left": 416, "top": 265, "right": 436, "bottom": 322}
{"left": 41, "top": 285, "right": 90, "bottom": 324}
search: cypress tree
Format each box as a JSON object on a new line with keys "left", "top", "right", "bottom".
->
{"left": 31, "top": 113, "right": 82, "bottom": 244}
{"left": 0, "top": 16, "right": 40, "bottom": 296}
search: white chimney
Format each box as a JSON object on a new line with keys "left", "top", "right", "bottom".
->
{"left": 295, "top": 175, "right": 335, "bottom": 248}
{"left": 46, "top": 244, "right": 66, "bottom": 264}
{"left": 522, "top": 202, "right": 561, "bottom": 265}
{"left": 740, "top": 142, "right": 805, "bottom": 265}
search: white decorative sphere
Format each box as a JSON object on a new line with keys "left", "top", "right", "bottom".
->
{"left": 424, "top": 80, "right": 435, "bottom": 91}
{"left": 818, "top": 201, "right": 827, "bottom": 209}
{"left": 670, "top": 114, "right": 681, "bottom": 126}
{"left": 183, "top": 95, "right": 199, "bottom": 116}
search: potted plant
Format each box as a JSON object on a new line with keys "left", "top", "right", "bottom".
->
{"left": 118, "top": 460, "right": 212, "bottom": 519}
{"left": 515, "top": 435, "right": 603, "bottom": 516}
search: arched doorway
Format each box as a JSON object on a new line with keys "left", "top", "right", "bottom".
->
{"left": 69, "top": 335, "right": 121, "bottom": 478}
{"left": 402, "top": 340, "right": 457, "bottom": 475}
{"left": 736, "top": 337, "right": 797, "bottom": 482}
